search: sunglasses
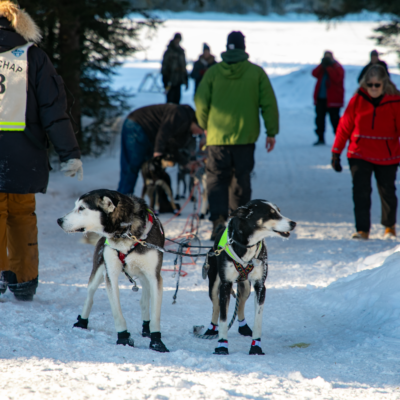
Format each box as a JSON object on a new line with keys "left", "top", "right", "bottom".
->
{"left": 366, "top": 83, "right": 382, "bottom": 88}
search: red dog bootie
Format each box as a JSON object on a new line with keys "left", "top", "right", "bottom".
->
{"left": 249, "top": 339, "right": 264, "bottom": 355}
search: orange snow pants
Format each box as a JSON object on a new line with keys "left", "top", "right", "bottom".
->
{"left": 0, "top": 193, "right": 38, "bottom": 283}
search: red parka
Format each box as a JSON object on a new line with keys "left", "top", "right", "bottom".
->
{"left": 332, "top": 88, "right": 400, "bottom": 165}
{"left": 312, "top": 62, "right": 345, "bottom": 108}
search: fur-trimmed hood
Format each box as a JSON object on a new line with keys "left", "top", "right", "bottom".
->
{"left": 0, "top": 1, "right": 41, "bottom": 43}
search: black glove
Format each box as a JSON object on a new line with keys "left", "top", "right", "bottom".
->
{"left": 331, "top": 153, "right": 342, "bottom": 172}
{"left": 321, "top": 57, "right": 334, "bottom": 68}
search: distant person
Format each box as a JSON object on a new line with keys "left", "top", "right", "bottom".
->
{"left": 161, "top": 33, "right": 188, "bottom": 104}
{"left": 117, "top": 104, "right": 203, "bottom": 195}
{"left": 0, "top": 1, "right": 82, "bottom": 301}
{"left": 358, "top": 50, "right": 389, "bottom": 83}
{"left": 191, "top": 43, "right": 216, "bottom": 93}
{"left": 312, "top": 51, "right": 344, "bottom": 146}
{"left": 331, "top": 65, "right": 400, "bottom": 240}
{"left": 195, "top": 31, "right": 279, "bottom": 240}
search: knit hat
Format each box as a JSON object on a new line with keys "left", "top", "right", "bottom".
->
{"left": 227, "top": 31, "right": 245, "bottom": 51}
{"left": 173, "top": 32, "right": 182, "bottom": 40}
{"left": 370, "top": 49, "right": 379, "bottom": 57}
{"left": 203, "top": 43, "right": 210, "bottom": 52}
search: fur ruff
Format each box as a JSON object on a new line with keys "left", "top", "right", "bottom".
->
{"left": 0, "top": 1, "right": 41, "bottom": 43}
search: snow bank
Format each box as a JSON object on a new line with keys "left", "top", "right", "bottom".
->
{"left": 312, "top": 245, "right": 400, "bottom": 337}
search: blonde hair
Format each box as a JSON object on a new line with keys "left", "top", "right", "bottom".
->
{"left": 360, "top": 64, "right": 399, "bottom": 95}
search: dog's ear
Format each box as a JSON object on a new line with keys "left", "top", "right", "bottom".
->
{"left": 98, "top": 196, "right": 116, "bottom": 214}
{"left": 230, "top": 205, "right": 252, "bottom": 219}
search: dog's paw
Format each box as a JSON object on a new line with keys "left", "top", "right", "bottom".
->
{"left": 238, "top": 324, "right": 252, "bottom": 337}
{"left": 142, "top": 320, "right": 151, "bottom": 338}
{"left": 150, "top": 332, "right": 169, "bottom": 352}
{"left": 213, "top": 339, "right": 229, "bottom": 355}
{"left": 116, "top": 330, "right": 134, "bottom": 347}
{"left": 204, "top": 329, "right": 218, "bottom": 336}
{"left": 249, "top": 339, "right": 264, "bottom": 355}
{"left": 73, "top": 315, "right": 88, "bottom": 329}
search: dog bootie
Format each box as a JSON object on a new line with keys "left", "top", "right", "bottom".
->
{"left": 204, "top": 322, "right": 219, "bottom": 336}
{"left": 116, "top": 330, "right": 134, "bottom": 347}
{"left": 238, "top": 319, "right": 252, "bottom": 337}
{"left": 142, "top": 320, "right": 151, "bottom": 338}
{"left": 8, "top": 276, "right": 38, "bottom": 301}
{"left": 149, "top": 332, "right": 169, "bottom": 353}
{"left": 73, "top": 315, "right": 89, "bottom": 329}
{"left": 249, "top": 339, "right": 264, "bottom": 355}
{"left": 214, "top": 339, "right": 229, "bottom": 355}
{"left": 0, "top": 271, "right": 17, "bottom": 294}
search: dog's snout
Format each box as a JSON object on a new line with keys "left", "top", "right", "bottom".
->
{"left": 290, "top": 221, "right": 297, "bottom": 229}
{"left": 57, "top": 218, "right": 63, "bottom": 227}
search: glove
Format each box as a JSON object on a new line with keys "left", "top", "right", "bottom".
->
{"left": 60, "top": 159, "right": 83, "bottom": 180}
{"left": 331, "top": 153, "right": 342, "bottom": 172}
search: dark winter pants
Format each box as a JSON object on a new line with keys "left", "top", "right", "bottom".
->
{"left": 166, "top": 85, "right": 181, "bottom": 104}
{"left": 349, "top": 158, "right": 398, "bottom": 232}
{"left": 206, "top": 144, "right": 255, "bottom": 221}
{"left": 117, "top": 119, "right": 153, "bottom": 195}
{"left": 0, "top": 193, "right": 38, "bottom": 283}
{"left": 315, "top": 99, "right": 340, "bottom": 141}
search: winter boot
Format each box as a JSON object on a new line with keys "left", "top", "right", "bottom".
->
{"left": 0, "top": 271, "right": 17, "bottom": 295}
{"left": 210, "top": 215, "right": 226, "bottom": 241}
{"left": 8, "top": 276, "right": 38, "bottom": 301}
{"left": 384, "top": 225, "right": 396, "bottom": 240}
{"left": 313, "top": 139, "right": 325, "bottom": 146}
{"left": 351, "top": 231, "right": 369, "bottom": 240}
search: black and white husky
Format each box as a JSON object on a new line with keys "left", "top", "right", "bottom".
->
{"left": 57, "top": 189, "right": 169, "bottom": 352}
{"left": 204, "top": 199, "right": 296, "bottom": 355}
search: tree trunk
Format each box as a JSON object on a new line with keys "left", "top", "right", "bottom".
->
{"left": 58, "top": 3, "right": 82, "bottom": 146}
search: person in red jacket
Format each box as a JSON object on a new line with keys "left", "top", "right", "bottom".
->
{"left": 312, "top": 51, "right": 345, "bottom": 145}
{"left": 331, "top": 64, "right": 400, "bottom": 240}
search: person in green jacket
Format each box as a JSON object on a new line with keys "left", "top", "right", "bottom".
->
{"left": 195, "top": 31, "right": 279, "bottom": 240}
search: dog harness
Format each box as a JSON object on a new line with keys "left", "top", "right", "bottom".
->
{"left": 217, "top": 227, "right": 263, "bottom": 282}
{"left": 0, "top": 43, "right": 33, "bottom": 131}
{"left": 104, "top": 209, "right": 160, "bottom": 266}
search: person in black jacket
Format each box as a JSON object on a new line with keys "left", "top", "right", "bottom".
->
{"left": 191, "top": 43, "right": 216, "bottom": 94}
{"left": 0, "top": 1, "right": 82, "bottom": 301}
{"left": 358, "top": 50, "right": 389, "bottom": 83}
{"left": 117, "top": 104, "right": 203, "bottom": 195}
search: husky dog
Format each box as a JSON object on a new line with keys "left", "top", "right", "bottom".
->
{"left": 204, "top": 199, "right": 296, "bottom": 355}
{"left": 141, "top": 156, "right": 179, "bottom": 215}
{"left": 57, "top": 189, "right": 169, "bottom": 352}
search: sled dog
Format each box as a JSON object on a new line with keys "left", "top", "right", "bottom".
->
{"left": 57, "top": 189, "right": 169, "bottom": 352}
{"left": 204, "top": 199, "right": 296, "bottom": 355}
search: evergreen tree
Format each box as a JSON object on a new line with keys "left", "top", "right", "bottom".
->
{"left": 21, "top": 0, "right": 160, "bottom": 155}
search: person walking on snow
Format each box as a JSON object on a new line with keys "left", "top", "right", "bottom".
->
{"left": 312, "top": 51, "right": 344, "bottom": 146}
{"left": 331, "top": 65, "right": 400, "bottom": 240}
{"left": 191, "top": 43, "right": 216, "bottom": 94}
{"left": 161, "top": 33, "right": 188, "bottom": 104}
{"left": 195, "top": 31, "right": 279, "bottom": 240}
{"left": 358, "top": 49, "right": 389, "bottom": 83}
{"left": 0, "top": 0, "right": 82, "bottom": 301}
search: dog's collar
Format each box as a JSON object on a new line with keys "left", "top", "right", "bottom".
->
{"left": 218, "top": 226, "right": 263, "bottom": 267}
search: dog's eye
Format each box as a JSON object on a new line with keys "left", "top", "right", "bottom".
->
{"left": 271, "top": 209, "right": 275, "bottom": 213}
{"left": 78, "top": 206, "right": 85, "bottom": 212}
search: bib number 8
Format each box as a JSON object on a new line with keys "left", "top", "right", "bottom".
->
{"left": 0, "top": 74, "right": 6, "bottom": 94}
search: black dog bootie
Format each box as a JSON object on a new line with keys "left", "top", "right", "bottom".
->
{"left": 149, "top": 332, "right": 169, "bottom": 352}
{"left": 214, "top": 339, "right": 229, "bottom": 355}
{"left": 204, "top": 322, "right": 219, "bottom": 336}
{"left": 238, "top": 319, "right": 252, "bottom": 337}
{"left": 142, "top": 320, "right": 151, "bottom": 338}
{"left": 73, "top": 315, "right": 89, "bottom": 329}
{"left": 117, "top": 330, "right": 134, "bottom": 347}
{"left": 249, "top": 339, "right": 264, "bottom": 355}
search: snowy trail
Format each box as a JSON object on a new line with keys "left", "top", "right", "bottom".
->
{"left": 2, "top": 16, "right": 400, "bottom": 400}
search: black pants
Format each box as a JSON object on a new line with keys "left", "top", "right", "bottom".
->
{"left": 166, "top": 85, "right": 181, "bottom": 104}
{"left": 315, "top": 99, "right": 340, "bottom": 141}
{"left": 349, "top": 158, "right": 398, "bottom": 232}
{"left": 206, "top": 144, "right": 255, "bottom": 221}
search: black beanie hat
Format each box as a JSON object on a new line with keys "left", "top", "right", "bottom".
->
{"left": 227, "top": 31, "right": 245, "bottom": 51}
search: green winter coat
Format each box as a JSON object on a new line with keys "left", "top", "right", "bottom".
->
{"left": 195, "top": 50, "right": 279, "bottom": 146}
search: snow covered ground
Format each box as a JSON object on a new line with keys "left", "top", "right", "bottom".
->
{"left": 2, "top": 14, "right": 400, "bottom": 400}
